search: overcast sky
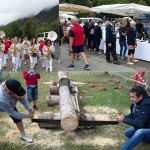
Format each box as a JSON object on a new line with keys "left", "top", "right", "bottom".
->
{"left": 0, "top": 0, "right": 59, "bottom": 26}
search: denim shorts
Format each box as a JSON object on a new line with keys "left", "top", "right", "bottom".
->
{"left": 72, "top": 44, "right": 85, "bottom": 53}
{"left": 27, "top": 85, "right": 38, "bottom": 102}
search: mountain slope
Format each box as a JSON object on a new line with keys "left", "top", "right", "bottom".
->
{"left": 8, "top": 5, "right": 58, "bottom": 27}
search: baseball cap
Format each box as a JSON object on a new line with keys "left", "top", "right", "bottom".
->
{"left": 4, "top": 79, "right": 26, "bottom": 98}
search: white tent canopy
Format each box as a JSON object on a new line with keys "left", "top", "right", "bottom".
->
{"left": 59, "top": 3, "right": 92, "bottom": 14}
{"left": 59, "top": 14, "right": 76, "bottom": 20}
{"left": 92, "top": 3, "right": 150, "bottom": 16}
{"left": 59, "top": 11, "right": 78, "bottom": 15}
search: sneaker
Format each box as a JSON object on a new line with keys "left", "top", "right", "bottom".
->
{"left": 67, "top": 64, "right": 75, "bottom": 69}
{"left": 107, "top": 60, "right": 112, "bottom": 63}
{"left": 33, "top": 105, "right": 38, "bottom": 110}
{"left": 20, "top": 134, "right": 33, "bottom": 143}
{"left": 121, "top": 56, "right": 125, "bottom": 60}
{"left": 84, "top": 64, "right": 90, "bottom": 70}
{"left": 113, "top": 61, "right": 121, "bottom": 65}
{"left": 133, "top": 59, "right": 139, "bottom": 63}
{"left": 13, "top": 69, "right": 15, "bottom": 72}
{"left": 127, "top": 62, "right": 134, "bottom": 65}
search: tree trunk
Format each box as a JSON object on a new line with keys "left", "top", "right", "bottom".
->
{"left": 46, "top": 95, "right": 60, "bottom": 106}
{"left": 59, "top": 86, "right": 79, "bottom": 131}
{"left": 38, "top": 113, "right": 60, "bottom": 129}
{"left": 58, "top": 71, "right": 79, "bottom": 131}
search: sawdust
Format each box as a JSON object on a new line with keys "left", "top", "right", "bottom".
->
{"left": 75, "top": 136, "right": 118, "bottom": 147}
{"left": 83, "top": 106, "right": 118, "bottom": 114}
{"left": 33, "top": 129, "right": 64, "bottom": 148}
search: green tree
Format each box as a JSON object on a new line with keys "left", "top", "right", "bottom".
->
{"left": 4, "top": 21, "right": 22, "bottom": 38}
{"left": 23, "top": 18, "right": 37, "bottom": 40}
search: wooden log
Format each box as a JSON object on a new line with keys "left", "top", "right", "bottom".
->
{"left": 38, "top": 113, "right": 60, "bottom": 129}
{"left": 52, "top": 81, "right": 58, "bottom": 86}
{"left": 59, "top": 85, "right": 78, "bottom": 131}
{"left": 46, "top": 95, "right": 59, "bottom": 106}
{"left": 50, "top": 86, "right": 59, "bottom": 95}
{"left": 58, "top": 71, "right": 70, "bottom": 88}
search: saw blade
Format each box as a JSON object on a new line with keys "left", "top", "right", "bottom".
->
{"left": 32, "top": 119, "right": 119, "bottom": 126}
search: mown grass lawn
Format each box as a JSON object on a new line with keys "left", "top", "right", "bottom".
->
{"left": 0, "top": 71, "right": 149, "bottom": 150}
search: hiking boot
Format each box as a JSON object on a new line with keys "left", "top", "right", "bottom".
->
{"left": 84, "top": 64, "right": 90, "bottom": 70}
{"left": 67, "top": 64, "right": 75, "bottom": 69}
{"left": 33, "top": 105, "right": 38, "bottom": 110}
{"left": 113, "top": 61, "right": 121, "bottom": 65}
{"left": 20, "top": 134, "right": 33, "bottom": 143}
{"left": 107, "top": 60, "right": 112, "bottom": 63}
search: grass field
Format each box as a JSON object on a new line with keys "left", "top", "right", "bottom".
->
{"left": 0, "top": 71, "right": 149, "bottom": 150}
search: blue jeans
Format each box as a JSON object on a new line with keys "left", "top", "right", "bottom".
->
{"left": 119, "top": 40, "right": 127, "bottom": 57}
{"left": 27, "top": 85, "right": 38, "bottom": 102}
{"left": 119, "top": 127, "right": 150, "bottom": 150}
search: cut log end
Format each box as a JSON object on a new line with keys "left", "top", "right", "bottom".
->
{"left": 46, "top": 95, "right": 59, "bottom": 106}
{"left": 61, "top": 116, "right": 79, "bottom": 131}
{"left": 50, "top": 86, "right": 59, "bottom": 95}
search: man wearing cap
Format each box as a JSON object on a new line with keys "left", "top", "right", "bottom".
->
{"left": 0, "top": 79, "right": 34, "bottom": 143}
{"left": 106, "top": 18, "right": 120, "bottom": 65}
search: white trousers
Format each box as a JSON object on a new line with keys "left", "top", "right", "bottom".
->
{"left": 45, "top": 59, "right": 52, "bottom": 72}
{"left": 29, "top": 56, "right": 37, "bottom": 69}
{"left": 12, "top": 56, "right": 19, "bottom": 70}
{"left": 0, "top": 57, "right": 3, "bottom": 70}
{"left": 3, "top": 54, "right": 8, "bottom": 66}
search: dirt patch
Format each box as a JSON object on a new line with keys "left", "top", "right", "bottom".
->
{"left": 89, "top": 85, "right": 107, "bottom": 91}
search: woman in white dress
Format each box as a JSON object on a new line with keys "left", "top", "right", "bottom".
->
{"left": 10, "top": 37, "right": 21, "bottom": 72}
{"left": 0, "top": 38, "right": 5, "bottom": 71}
{"left": 18, "top": 37, "right": 23, "bottom": 68}
{"left": 42, "top": 39, "right": 55, "bottom": 72}
{"left": 29, "top": 38, "right": 38, "bottom": 69}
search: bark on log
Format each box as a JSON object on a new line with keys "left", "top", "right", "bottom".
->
{"left": 38, "top": 113, "right": 60, "bottom": 129}
{"left": 59, "top": 86, "right": 78, "bottom": 131}
{"left": 46, "top": 95, "right": 60, "bottom": 106}
{"left": 50, "top": 86, "right": 59, "bottom": 95}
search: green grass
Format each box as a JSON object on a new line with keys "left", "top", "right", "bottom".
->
{"left": 0, "top": 72, "right": 149, "bottom": 150}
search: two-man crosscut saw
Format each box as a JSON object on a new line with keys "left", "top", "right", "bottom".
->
{"left": 32, "top": 119, "right": 119, "bottom": 127}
